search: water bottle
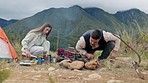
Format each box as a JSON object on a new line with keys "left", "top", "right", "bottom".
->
{"left": 47, "top": 55, "right": 52, "bottom": 63}
{"left": 52, "top": 57, "right": 57, "bottom": 63}
{"left": 38, "top": 58, "right": 44, "bottom": 65}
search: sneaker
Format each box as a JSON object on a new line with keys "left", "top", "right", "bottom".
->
{"left": 22, "top": 53, "right": 37, "bottom": 58}
{"left": 22, "top": 52, "right": 27, "bottom": 57}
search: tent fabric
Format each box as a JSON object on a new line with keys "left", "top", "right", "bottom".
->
{"left": 0, "top": 27, "right": 18, "bottom": 59}
{"left": 0, "top": 38, "right": 12, "bottom": 58}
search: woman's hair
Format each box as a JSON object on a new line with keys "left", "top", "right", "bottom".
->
{"left": 90, "top": 29, "right": 102, "bottom": 40}
{"left": 29, "top": 23, "right": 52, "bottom": 39}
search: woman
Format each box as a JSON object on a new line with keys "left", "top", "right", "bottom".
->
{"left": 21, "top": 23, "right": 52, "bottom": 58}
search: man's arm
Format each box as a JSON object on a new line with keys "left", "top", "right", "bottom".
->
{"left": 103, "top": 31, "right": 121, "bottom": 51}
{"left": 76, "top": 36, "right": 94, "bottom": 59}
{"left": 76, "top": 36, "right": 87, "bottom": 55}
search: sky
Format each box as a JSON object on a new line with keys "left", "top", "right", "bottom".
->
{"left": 0, "top": 0, "right": 148, "bottom": 20}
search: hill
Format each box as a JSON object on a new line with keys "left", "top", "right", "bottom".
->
{"left": 0, "top": 18, "right": 18, "bottom": 27}
{"left": 114, "top": 8, "right": 148, "bottom": 32}
{"left": 4, "top": 5, "right": 148, "bottom": 50}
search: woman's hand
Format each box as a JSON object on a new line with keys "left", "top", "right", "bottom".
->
{"left": 45, "top": 51, "right": 50, "bottom": 56}
{"left": 24, "top": 48, "right": 31, "bottom": 57}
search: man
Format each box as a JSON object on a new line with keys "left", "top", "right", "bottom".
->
{"left": 76, "top": 29, "right": 121, "bottom": 61}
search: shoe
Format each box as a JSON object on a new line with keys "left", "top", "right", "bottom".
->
{"left": 22, "top": 53, "right": 37, "bottom": 58}
{"left": 30, "top": 55, "right": 37, "bottom": 58}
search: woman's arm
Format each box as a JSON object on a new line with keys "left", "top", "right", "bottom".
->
{"left": 21, "top": 32, "right": 36, "bottom": 49}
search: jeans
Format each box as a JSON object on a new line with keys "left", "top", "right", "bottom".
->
{"left": 98, "top": 41, "right": 115, "bottom": 60}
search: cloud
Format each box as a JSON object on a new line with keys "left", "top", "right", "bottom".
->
{"left": 0, "top": 0, "right": 148, "bottom": 20}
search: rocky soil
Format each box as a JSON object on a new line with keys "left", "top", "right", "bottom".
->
{"left": 2, "top": 57, "right": 148, "bottom": 83}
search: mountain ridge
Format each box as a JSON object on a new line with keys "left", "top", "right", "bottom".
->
{"left": 0, "top": 18, "right": 18, "bottom": 27}
{"left": 2, "top": 5, "right": 148, "bottom": 50}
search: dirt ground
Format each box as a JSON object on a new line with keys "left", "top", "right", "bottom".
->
{"left": 2, "top": 57, "right": 148, "bottom": 83}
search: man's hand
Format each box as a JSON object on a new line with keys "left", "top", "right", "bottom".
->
{"left": 86, "top": 53, "right": 94, "bottom": 60}
{"left": 110, "top": 50, "right": 117, "bottom": 59}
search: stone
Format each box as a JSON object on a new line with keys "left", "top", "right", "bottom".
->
{"left": 88, "top": 73, "right": 102, "bottom": 79}
{"left": 85, "top": 60, "right": 98, "bottom": 70}
{"left": 68, "top": 61, "right": 84, "bottom": 70}
{"left": 107, "top": 80, "right": 124, "bottom": 83}
{"left": 59, "top": 60, "right": 71, "bottom": 68}
{"left": 48, "top": 67, "right": 55, "bottom": 72}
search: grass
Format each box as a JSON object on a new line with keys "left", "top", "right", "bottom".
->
{"left": 0, "top": 69, "right": 10, "bottom": 83}
{"left": 93, "top": 51, "right": 102, "bottom": 60}
{"left": 144, "top": 63, "right": 148, "bottom": 70}
{"left": 48, "top": 76, "right": 55, "bottom": 83}
{"left": 12, "top": 42, "right": 22, "bottom": 59}
{"left": 0, "top": 62, "right": 10, "bottom": 83}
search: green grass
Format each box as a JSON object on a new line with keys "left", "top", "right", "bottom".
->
{"left": 0, "top": 62, "right": 10, "bottom": 83}
{"left": 144, "top": 63, "right": 148, "bottom": 70}
{"left": 48, "top": 76, "right": 55, "bottom": 83}
{"left": 0, "top": 69, "right": 10, "bottom": 83}
{"left": 12, "top": 43, "right": 22, "bottom": 59}
{"left": 93, "top": 51, "right": 102, "bottom": 60}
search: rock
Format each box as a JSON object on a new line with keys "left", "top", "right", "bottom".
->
{"left": 48, "top": 67, "right": 55, "bottom": 72}
{"left": 73, "top": 69, "right": 82, "bottom": 72}
{"left": 59, "top": 60, "right": 71, "bottom": 68}
{"left": 49, "top": 72, "right": 55, "bottom": 76}
{"left": 68, "top": 61, "right": 84, "bottom": 70}
{"left": 99, "top": 68, "right": 108, "bottom": 72}
{"left": 85, "top": 60, "right": 98, "bottom": 70}
{"left": 107, "top": 80, "right": 124, "bottom": 83}
{"left": 88, "top": 74, "right": 102, "bottom": 79}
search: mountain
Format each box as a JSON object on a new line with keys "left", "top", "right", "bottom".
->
{"left": 0, "top": 18, "right": 18, "bottom": 27}
{"left": 5, "top": 5, "right": 107, "bottom": 50}
{"left": 4, "top": 5, "right": 148, "bottom": 50}
{"left": 114, "top": 8, "right": 148, "bottom": 31}
{"left": 7, "top": 5, "right": 104, "bottom": 34}
{"left": 84, "top": 7, "right": 125, "bottom": 32}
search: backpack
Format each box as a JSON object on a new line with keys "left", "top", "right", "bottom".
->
{"left": 57, "top": 47, "right": 85, "bottom": 61}
{"left": 57, "top": 48, "right": 65, "bottom": 57}
{"left": 57, "top": 47, "right": 75, "bottom": 59}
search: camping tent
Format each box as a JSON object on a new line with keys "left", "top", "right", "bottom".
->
{"left": 0, "top": 27, "right": 18, "bottom": 59}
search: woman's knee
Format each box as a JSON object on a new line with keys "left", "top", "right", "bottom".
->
{"left": 33, "top": 47, "right": 44, "bottom": 56}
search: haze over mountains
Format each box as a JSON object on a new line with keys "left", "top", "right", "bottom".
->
{"left": 0, "top": 18, "right": 18, "bottom": 27}
{"left": 1, "top": 5, "right": 148, "bottom": 50}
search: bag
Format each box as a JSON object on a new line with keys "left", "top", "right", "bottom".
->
{"left": 57, "top": 47, "right": 75, "bottom": 59}
{"left": 64, "top": 50, "right": 75, "bottom": 59}
{"left": 57, "top": 48, "right": 65, "bottom": 57}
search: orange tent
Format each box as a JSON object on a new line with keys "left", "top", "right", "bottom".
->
{"left": 0, "top": 27, "right": 18, "bottom": 59}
